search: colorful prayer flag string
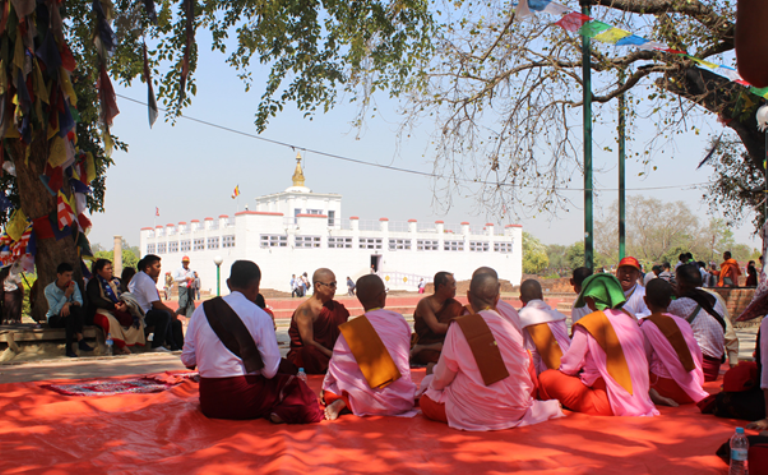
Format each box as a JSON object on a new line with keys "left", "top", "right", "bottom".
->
{"left": 515, "top": 0, "right": 763, "bottom": 101}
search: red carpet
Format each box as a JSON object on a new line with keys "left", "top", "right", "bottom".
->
{"left": 0, "top": 369, "right": 745, "bottom": 474}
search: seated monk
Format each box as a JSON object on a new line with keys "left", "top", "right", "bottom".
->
{"left": 471, "top": 267, "right": 524, "bottom": 342}
{"left": 86, "top": 258, "right": 146, "bottom": 355}
{"left": 287, "top": 268, "right": 350, "bottom": 374}
{"left": 181, "top": 260, "right": 323, "bottom": 423}
{"left": 640, "top": 279, "right": 708, "bottom": 407}
{"left": 323, "top": 274, "right": 417, "bottom": 420}
{"left": 518, "top": 279, "right": 571, "bottom": 375}
{"left": 410, "top": 271, "right": 464, "bottom": 365}
{"left": 538, "top": 274, "right": 658, "bottom": 417}
{"left": 420, "top": 273, "right": 564, "bottom": 431}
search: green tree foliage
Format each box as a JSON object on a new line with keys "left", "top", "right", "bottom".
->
{"left": 523, "top": 232, "right": 549, "bottom": 275}
{"left": 92, "top": 238, "right": 140, "bottom": 271}
{"left": 595, "top": 196, "right": 756, "bottom": 267}
{"left": 0, "top": 0, "right": 432, "bottom": 320}
{"left": 544, "top": 244, "right": 568, "bottom": 276}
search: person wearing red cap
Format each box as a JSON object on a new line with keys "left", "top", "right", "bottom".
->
{"left": 617, "top": 256, "right": 650, "bottom": 320}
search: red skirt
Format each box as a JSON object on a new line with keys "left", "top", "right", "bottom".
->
{"left": 702, "top": 355, "right": 721, "bottom": 382}
{"left": 199, "top": 373, "right": 324, "bottom": 423}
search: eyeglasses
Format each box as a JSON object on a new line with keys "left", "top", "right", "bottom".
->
{"left": 317, "top": 281, "right": 337, "bottom": 288}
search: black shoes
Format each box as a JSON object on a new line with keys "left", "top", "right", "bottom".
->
{"left": 78, "top": 340, "right": 95, "bottom": 352}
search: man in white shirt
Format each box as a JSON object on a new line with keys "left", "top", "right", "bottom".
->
{"left": 174, "top": 256, "right": 196, "bottom": 317}
{"left": 570, "top": 267, "right": 592, "bottom": 324}
{"left": 667, "top": 264, "right": 726, "bottom": 382}
{"left": 643, "top": 265, "right": 661, "bottom": 286}
{"left": 128, "top": 255, "right": 176, "bottom": 351}
{"left": 181, "top": 260, "right": 324, "bottom": 423}
{"left": 616, "top": 256, "right": 650, "bottom": 320}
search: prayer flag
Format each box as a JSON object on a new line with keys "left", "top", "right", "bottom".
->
{"left": 232, "top": 185, "right": 240, "bottom": 199}
{"left": 528, "top": 0, "right": 569, "bottom": 15}
{"left": 577, "top": 21, "right": 612, "bottom": 39}
{"left": 555, "top": 12, "right": 591, "bottom": 33}
{"left": 5, "top": 209, "right": 28, "bottom": 242}
{"left": 57, "top": 191, "right": 75, "bottom": 230}
{"left": 593, "top": 27, "right": 631, "bottom": 44}
{"left": 616, "top": 35, "right": 649, "bottom": 47}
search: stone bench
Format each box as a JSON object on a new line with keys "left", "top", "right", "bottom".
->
{"left": 0, "top": 323, "right": 162, "bottom": 362}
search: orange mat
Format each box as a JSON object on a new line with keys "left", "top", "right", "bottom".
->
{"left": 0, "top": 369, "right": 746, "bottom": 474}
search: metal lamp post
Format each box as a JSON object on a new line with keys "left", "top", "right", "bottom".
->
{"left": 213, "top": 255, "right": 223, "bottom": 296}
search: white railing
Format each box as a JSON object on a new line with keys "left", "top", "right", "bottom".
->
{"left": 378, "top": 271, "right": 432, "bottom": 289}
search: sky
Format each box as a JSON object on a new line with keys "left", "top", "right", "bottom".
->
{"left": 88, "top": 30, "right": 760, "bottom": 255}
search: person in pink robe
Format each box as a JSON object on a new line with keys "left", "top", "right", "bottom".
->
{"left": 539, "top": 273, "right": 659, "bottom": 417}
{"left": 640, "top": 279, "right": 708, "bottom": 405}
{"left": 518, "top": 279, "right": 571, "bottom": 375}
{"left": 323, "top": 275, "right": 416, "bottom": 420}
{"left": 420, "top": 273, "right": 564, "bottom": 431}
{"left": 471, "top": 267, "right": 525, "bottom": 345}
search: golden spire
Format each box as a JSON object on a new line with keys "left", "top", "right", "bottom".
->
{"left": 292, "top": 152, "right": 305, "bottom": 187}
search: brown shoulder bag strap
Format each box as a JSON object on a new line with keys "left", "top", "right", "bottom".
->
{"left": 203, "top": 297, "right": 264, "bottom": 373}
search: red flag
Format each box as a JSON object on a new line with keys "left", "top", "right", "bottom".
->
{"left": 155, "top": 207, "right": 160, "bottom": 217}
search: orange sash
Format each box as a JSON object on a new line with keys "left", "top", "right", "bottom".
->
{"left": 453, "top": 314, "right": 509, "bottom": 386}
{"left": 526, "top": 323, "right": 564, "bottom": 370}
{"left": 338, "top": 315, "right": 401, "bottom": 389}
{"left": 575, "top": 311, "right": 633, "bottom": 395}
{"left": 646, "top": 313, "right": 696, "bottom": 372}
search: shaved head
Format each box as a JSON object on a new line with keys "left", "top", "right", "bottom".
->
{"left": 356, "top": 274, "right": 386, "bottom": 310}
{"left": 468, "top": 273, "right": 500, "bottom": 312}
{"left": 312, "top": 268, "right": 334, "bottom": 284}
{"left": 472, "top": 266, "right": 498, "bottom": 279}
{"left": 519, "top": 279, "right": 543, "bottom": 304}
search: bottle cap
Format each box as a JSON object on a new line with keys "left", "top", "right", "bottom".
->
{"left": 299, "top": 368, "right": 305, "bottom": 372}
{"left": 736, "top": 427, "right": 744, "bottom": 434}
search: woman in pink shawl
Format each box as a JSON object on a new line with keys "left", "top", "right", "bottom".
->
{"left": 640, "top": 279, "right": 708, "bottom": 406}
{"left": 539, "top": 273, "right": 658, "bottom": 417}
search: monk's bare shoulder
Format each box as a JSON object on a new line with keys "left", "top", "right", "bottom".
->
{"left": 295, "top": 300, "right": 318, "bottom": 322}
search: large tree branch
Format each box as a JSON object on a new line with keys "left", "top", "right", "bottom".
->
{"left": 592, "top": 0, "right": 732, "bottom": 36}
{"left": 659, "top": 67, "right": 764, "bottom": 166}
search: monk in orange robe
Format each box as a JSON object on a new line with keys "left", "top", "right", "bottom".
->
{"left": 715, "top": 251, "right": 742, "bottom": 287}
{"left": 410, "top": 271, "right": 464, "bottom": 365}
{"left": 287, "top": 268, "right": 350, "bottom": 374}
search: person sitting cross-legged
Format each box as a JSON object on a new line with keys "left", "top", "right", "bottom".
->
{"left": 518, "top": 279, "right": 571, "bottom": 376}
{"left": 86, "top": 259, "right": 146, "bottom": 355}
{"left": 181, "top": 260, "right": 324, "bottom": 423}
{"left": 45, "top": 263, "right": 94, "bottom": 358}
{"left": 420, "top": 273, "right": 564, "bottom": 431}
{"left": 538, "top": 273, "right": 658, "bottom": 417}
{"left": 640, "top": 279, "right": 709, "bottom": 407}
{"left": 323, "top": 274, "right": 417, "bottom": 420}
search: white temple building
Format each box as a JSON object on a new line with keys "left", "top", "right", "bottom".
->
{"left": 138, "top": 154, "right": 523, "bottom": 295}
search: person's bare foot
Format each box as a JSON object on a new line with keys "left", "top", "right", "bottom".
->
{"left": 324, "top": 399, "right": 346, "bottom": 421}
{"left": 269, "top": 413, "right": 285, "bottom": 424}
{"left": 410, "top": 344, "right": 423, "bottom": 359}
{"left": 118, "top": 346, "right": 132, "bottom": 355}
{"left": 649, "top": 388, "right": 679, "bottom": 407}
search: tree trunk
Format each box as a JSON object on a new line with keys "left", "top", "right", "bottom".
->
{"left": 10, "top": 135, "right": 81, "bottom": 322}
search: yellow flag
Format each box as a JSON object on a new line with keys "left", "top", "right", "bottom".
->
{"left": 593, "top": 28, "right": 631, "bottom": 44}
{"left": 5, "top": 209, "right": 28, "bottom": 242}
{"left": 60, "top": 69, "right": 77, "bottom": 106}
{"left": 85, "top": 152, "right": 96, "bottom": 182}
{"left": 48, "top": 136, "right": 68, "bottom": 168}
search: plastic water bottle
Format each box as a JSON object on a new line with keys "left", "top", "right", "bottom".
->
{"left": 105, "top": 333, "right": 113, "bottom": 356}
{"left": 729, "top": 427, "right": 749, "bottom": 475}
{"left": 297, "top": 368, "right": 307, "bottom": 383}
